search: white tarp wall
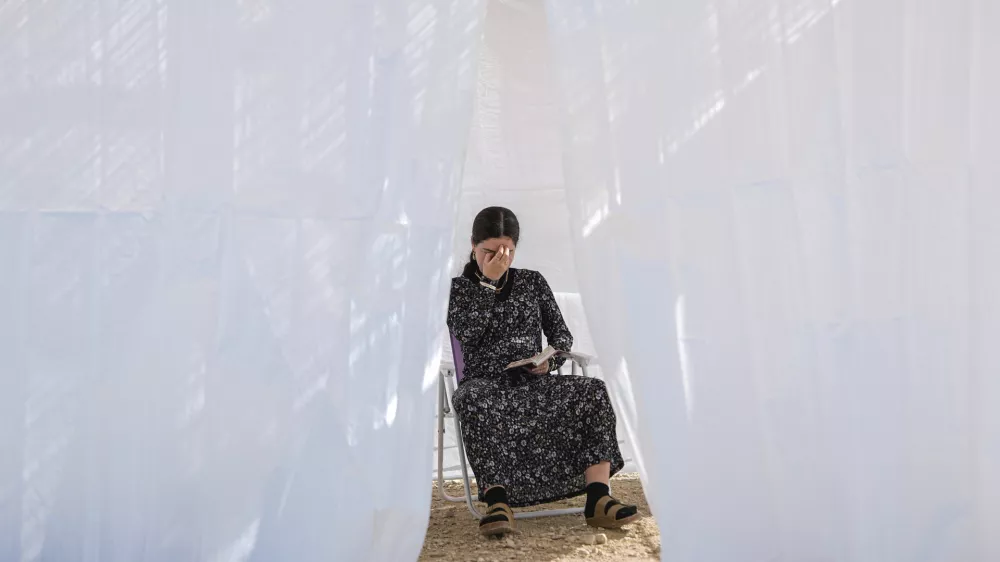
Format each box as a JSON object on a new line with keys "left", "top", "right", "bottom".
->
{"left": 438, "top": 0, "right": 637, "bottom": 480}
{"left": 0, "top": 1, "right": 483, "bottom": 561}
{"left": 452, "top": 0, "right": 576, "bottom": 291}
{"left": 545, "top": 0, "right": 1000, "bottom": 561}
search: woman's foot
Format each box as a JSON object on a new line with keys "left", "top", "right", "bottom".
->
{"left": 584, "top": 482, "right": 641, "bottom": 529}
{"left": 479, "top": 503, "right": 515, "bottom": 537}
{"left": 479, "top": 486, "right": 515, "bottom": 537}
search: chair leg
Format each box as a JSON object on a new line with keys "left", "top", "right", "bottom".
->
{"left": 444, "top": 375, "right": 484, "bottom": 520}
{"left": 437, "top": 370, "right": 467, "bottom": 503}
{"left": 436, "top": 372, "right": 448, "bottom": 500}
{"left": 515, "top": 507, "right": 583, "bottom": 519}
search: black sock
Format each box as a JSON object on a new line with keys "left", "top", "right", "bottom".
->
{"left": 584, "top": 482, "right": 610, "bottom": 518}
{"left": 584, "top": 482, "right": 638, "bottom": 520}
{"left": 483, "top": 486, "right": 508, "bottom": 506}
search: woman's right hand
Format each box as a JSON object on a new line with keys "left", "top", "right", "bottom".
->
{"left": 482, "top": 245, "right": 511, "bottom": 282}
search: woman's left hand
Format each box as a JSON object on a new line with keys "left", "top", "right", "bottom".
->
{"left": 528, "top": 360, "right": 551, "bottom": 375}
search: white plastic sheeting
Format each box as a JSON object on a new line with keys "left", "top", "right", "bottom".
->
{"left": 5, "top": 0, "right": 1000, "bottom": 560}
{"left": 0, "top": 1, "right": 483, "bottom": 561}
{"left": 545, "top": 0, "right": 1000, "bottom": 561}
{"left": 438, "top": 0, "right": 639, "bottom": 480}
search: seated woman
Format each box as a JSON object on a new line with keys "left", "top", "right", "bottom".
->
{"left": 448, "top": 206, "right": 641, "bottom": 537}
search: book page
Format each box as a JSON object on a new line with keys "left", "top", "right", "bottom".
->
{"left": 505, "top": 345, "right": 558, "bottom": 371}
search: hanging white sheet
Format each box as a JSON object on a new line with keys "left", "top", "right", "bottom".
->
{"left": 545, "top": 0, "right": 1000, "bottom": 560}
{"left": 0, "top": 1, "right": 484, "bottom": 561}
{"left": 440, "top": 0, "right": 639, "bottom": 479}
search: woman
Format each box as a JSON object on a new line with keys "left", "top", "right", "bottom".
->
{"left": 448, "top": 206, "right": 640, "bottom": 537}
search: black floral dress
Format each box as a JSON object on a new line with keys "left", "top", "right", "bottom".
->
{"left": 448, "top": 264, "right": 625, "bottom": 507}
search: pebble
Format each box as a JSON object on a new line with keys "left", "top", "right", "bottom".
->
{"left": 595, "top": 533, "right": 608, "bottom": 545}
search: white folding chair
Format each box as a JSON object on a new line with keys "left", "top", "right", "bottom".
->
{"left": 435, "top": 332, "right": 602, "bottom": 519}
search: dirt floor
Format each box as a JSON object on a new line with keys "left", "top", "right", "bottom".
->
{"left": 419, "top": 474, "right": 660, "bottom": 561}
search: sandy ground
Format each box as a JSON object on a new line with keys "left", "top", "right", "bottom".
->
{"left": 419, "top": 474, "right": 660, "bottom": 562}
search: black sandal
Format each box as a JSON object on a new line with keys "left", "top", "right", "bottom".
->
{"left": 479, "top": 502, "right": 515, "bottom": 537}
{"left": 586, "top": 495, "right": 641, "bottom": 529}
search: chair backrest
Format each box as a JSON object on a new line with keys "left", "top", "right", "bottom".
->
{"left": 449, "top": 332, "right": 466, "bottom": 383}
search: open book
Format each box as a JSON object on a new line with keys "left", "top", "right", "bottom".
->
{"left": 505, "top": 345, "right": 559, "bottom": 371}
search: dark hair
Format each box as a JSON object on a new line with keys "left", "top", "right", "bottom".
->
{"left": 469, "top": 206, "right": 519, "bottom": 264}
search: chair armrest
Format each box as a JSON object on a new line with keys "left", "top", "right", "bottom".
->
{"left": 559, "top": 351, "right": 596, "bottom": 368}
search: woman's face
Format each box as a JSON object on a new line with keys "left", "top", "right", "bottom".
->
{"left": 473, "top": 236, "right": 516, "bottom": 271}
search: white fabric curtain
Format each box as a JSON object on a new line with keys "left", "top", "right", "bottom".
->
{"left": 0, "top": 1, "right": 483, "bottom": 561}
{"left": 453, "top": 0, "right": 577, "bottom": 290}
{"left": 441, "top": 0, "right": 585, "bottom": 480}
{"left": 442, "top": 0, "right": 639, "bottom": 479}
{"left": 545, "top": 0, "right": 1000, "bottom": 561}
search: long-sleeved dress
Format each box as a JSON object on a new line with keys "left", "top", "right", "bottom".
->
{"left": 447, "top": 264, "right": 625, "bottom": 507}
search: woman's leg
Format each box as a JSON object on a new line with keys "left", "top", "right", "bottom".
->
{"left": 584, "top": 461, "right": 611, "bottom": 486}
{"left": 580, "top": 438, "right": 639, "bottom": 527}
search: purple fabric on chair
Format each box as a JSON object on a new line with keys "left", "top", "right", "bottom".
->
{"left": 449, "top": 332, "right": 466, "bottom": 383}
